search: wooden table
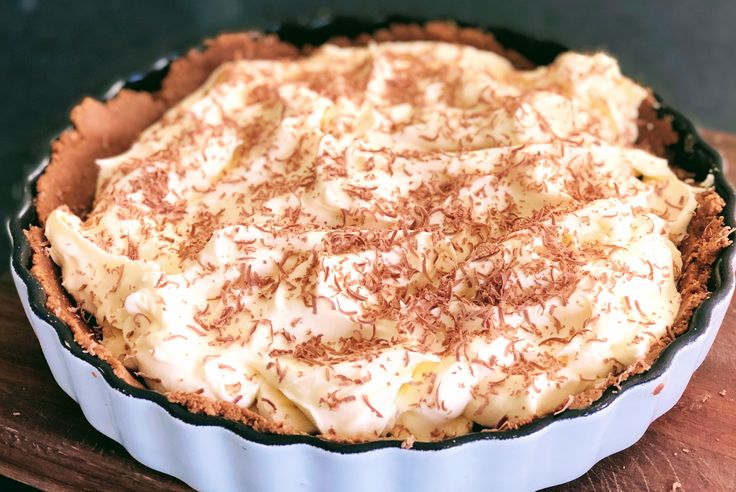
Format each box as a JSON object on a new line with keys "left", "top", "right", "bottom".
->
{"left": 1, "top": 131, "right": 734, "bottom": 491}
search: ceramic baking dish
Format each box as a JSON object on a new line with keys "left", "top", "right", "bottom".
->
{"left": 9, "top": 17, "right": 736, "bottom": 492}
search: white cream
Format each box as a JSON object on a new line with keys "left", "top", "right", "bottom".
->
{"left": 45, "top": 41, "right": 697, "bottom": 441}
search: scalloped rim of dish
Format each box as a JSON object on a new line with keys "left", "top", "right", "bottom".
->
{"left": 7, "top": 16, "right": 736, "bottom": 455}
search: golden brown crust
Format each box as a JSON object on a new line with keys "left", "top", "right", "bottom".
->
{"left": 36, "top": 91, "right": 167, "bottom": 225}
{"left": 635, "top": 95, "right": 679, "bottom": 158}
{"left": 25, "top": 226, "right": 145, "bottom": 389}
{"left": 25, "top": 22, "right": 733, "bottom": 443}
{"left": 673, "top": 189, "right": 733, "bottom": 334}
{"left": 159, "top": 32, "right": 299, "bottom": 107}
{"left": 165, "top": 391, "right": 303, "bottom": 436}
{"left": 165, "top": 391, "right": 374, "bottom": 444}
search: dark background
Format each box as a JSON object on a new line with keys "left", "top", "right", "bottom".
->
{"left": 2, "top": 0, "right": 735, "bottom": 263}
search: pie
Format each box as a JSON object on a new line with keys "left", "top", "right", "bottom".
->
{"left": 26, "top": 22, "right": 731, "bottom": 444}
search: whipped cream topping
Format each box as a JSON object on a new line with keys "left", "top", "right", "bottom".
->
{"left": 46, "top": 41, "right": 698, "bottom": 441}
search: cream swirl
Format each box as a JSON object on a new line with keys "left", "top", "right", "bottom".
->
{"left": 46, "top": 41, "right": 698, "bottom": 441}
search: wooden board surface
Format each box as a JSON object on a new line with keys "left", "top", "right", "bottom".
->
{"left": 1, "top": 130, "right": 734, "bottom": 492}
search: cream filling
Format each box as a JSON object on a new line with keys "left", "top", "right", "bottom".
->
{"left": 46, "top": 41, "right": 698, "bottom": 441}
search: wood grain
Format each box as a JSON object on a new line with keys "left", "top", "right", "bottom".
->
{"left": 1, "top": 130, "right": 734, "bottom": 492}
